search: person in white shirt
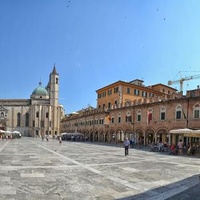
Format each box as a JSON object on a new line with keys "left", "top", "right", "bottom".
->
{"left": 177, "top": 139, "right": 183, "bottom": 154}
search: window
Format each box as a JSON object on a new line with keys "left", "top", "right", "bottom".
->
{"left": 193, "top": 104, "right": 200, "bottom": 119}
{"left": 99, "top": 118, "right": 104, "bottom": 124}
{"left": 149, "top": 93, "right": 154, "bottom": 97}
{"left": 102, "top": 91, "right": 106, "bottom": 97}
{"left": 41, "top": 121, "right": 44, "bottom": 127}
{"left": 194, "top": 110, "right": 200, "bottom": 119}
{"left": 142, "top": 91, "right": 147, "bottom": 97}
{"left": 108, "top": 102, "right": 111, "bottom": 109}
{"left": 108, "top": 89, "right": 112, "bottom": 95}
{"left": 25, "top": 113, "right": 29, "bottom": 126}
{"left": 161, "top": 112, "right": 165, "bottom": 120}
{"left": 137, "top": 110, "right": 141, "bottom": 122}
{"left": 98, "top": 94, "right": 101, "bottom": 99}
{"left": 33, "top": 120, "right": 35, "bottom": 127}
{"left": 118, "top": 113, "right": 121, "bottom": 123}
{"left": 111, "top": 116, "right": 114, "bottom": 123}
{"left": 17, "top": 113, "right": 21, "bottom": 126}
{"left": 127, "top": 87, "right": 130, "bottom": 94}
{"left": 56, "top": 78, "right": 58, "bottom": 84}
{"left": 46, "top": 112, "right": 49, "bottom": 118}
{"left": 1, "top": 112, "right": 4, "bottom": 118}
{"left": 36, "top": 111, "right": 39, "bottom": 118}
{"left": 176, "top": 111, "right": 181, "bottom": 119}
{"left": 114, "top": 87, "right": 119, "bottom": 93}
{"left": 134, "top": 89, "right": 140, "bottom": 96}
{"left": 160, "top": 107, "right": 166, "bottom": 120}
{"left": 175, "top": 105, "right": 182, "bottom": 120}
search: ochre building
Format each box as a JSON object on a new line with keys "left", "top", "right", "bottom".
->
{"left": 61, "top": 80, "right": 200, "bottom": 146}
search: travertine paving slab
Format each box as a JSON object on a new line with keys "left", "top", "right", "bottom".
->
{"left": 0, "top": 138, "right": 199, "bottom": 200}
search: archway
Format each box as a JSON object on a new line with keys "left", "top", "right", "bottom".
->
{"left": 135, "top": 129, "right": 144, "bottom": 146}
{"left": 145, "top": 128, "right": 155, "bottom": 145}
{"left": 157, "top": 128, "right": 169, "bottom": 143}
{"left": 99, "top": 130, "right": 104, "bottom": 142}
{"left": 94, "top": 130, "right": 98, "bottom": 142}
{"left": 110, "top": 129, "right": 115, "bottom": 143}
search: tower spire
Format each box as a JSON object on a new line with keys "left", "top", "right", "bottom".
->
{"left": 52, "top": 64, "right": 58, "bottom": 75}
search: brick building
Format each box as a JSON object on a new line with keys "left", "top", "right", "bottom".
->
{"left": 61, "top": 80, "right": 200, "bottom": 146}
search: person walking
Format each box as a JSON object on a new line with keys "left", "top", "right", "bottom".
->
{"left": 59, "top": 135, "right": 62, "bottom": 144}
{"left": 124, "top": 137, "right": 130, "bottom": 156}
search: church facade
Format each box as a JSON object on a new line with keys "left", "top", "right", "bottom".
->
{"left": 0, "top": 66, "right": 65, "bottom": 137}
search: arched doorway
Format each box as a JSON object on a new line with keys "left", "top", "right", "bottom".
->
{"left": 110, "top": 129, "right": 115, "bottom": 143}
{"left": 145, "top": 129, "right": 155, "bottom": 145}
{"left": 135, "top": 129, "right": 144, "bottom": 146}
{"left": 99, "top": 130, "right": 104, "bottom": 142}
{"left": 94, "top": 130, "right": 98, "bottom": 142}
{"left": 157, "top": 128, "right": 168, "bottom": 143}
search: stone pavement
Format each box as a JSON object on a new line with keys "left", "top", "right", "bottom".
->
{"left": 0, "top": 138, "right": 199, "bottom": 200}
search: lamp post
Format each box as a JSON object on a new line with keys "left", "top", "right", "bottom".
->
{"left": 126, "top": 114, "right": 134, "bottom": 140}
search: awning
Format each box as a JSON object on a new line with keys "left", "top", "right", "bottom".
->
{"left": 169, "top": 128, "right": 200, "bottom": 138}
{"left": 61, "top": 132, "right": 84, "bottom": 136}
{"left": 169, "top": 128, "right": 193, "bottom": 134}
{"left": 184, "top": 129, "right": 200, "bottom": 137}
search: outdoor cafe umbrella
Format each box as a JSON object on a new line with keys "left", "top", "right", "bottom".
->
{"left": 169, "top": 128, "right": 200, "bottom": 138}
{"left": 169, "top": 128, "right": 194, "bottom": 134}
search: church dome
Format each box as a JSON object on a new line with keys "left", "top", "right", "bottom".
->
{"left": 32, "top": 82, "right": 48, "bottom": 96}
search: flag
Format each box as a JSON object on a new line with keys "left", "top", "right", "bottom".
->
{"left": 104, "top": 114, "right": 111, "bottom": 125}
{"left": 126, "top": 116, "right": 132, "bottom": 122}
{"left": 147, "top": 111, "right": 152, "bottom": 124}
{"left": 182, "top": 108, "right": 188, "bottom": 124}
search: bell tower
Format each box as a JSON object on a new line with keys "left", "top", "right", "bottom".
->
{"left": 49, "top": 65, "right": 59, "bottom": 106}
{"left": 47, "top": 65, "right": 59, "bottom": 136}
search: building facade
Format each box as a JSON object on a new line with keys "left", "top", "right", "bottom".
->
{"left": 61, "top": 81, "right": 200, "bottom": 146}
{"left": 96, "top": 79, "right": 177, "bottom": 110}
{"left": 0, "top": 66, "right": 65, "bottom": 137}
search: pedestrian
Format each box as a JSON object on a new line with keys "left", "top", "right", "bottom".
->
{"left": 124, "top": 137, "right": 130, "bottom": 156}
{"left": 130, "top": 139, "right": 133, "bottom": 148}
{"left": 177, "top": 139, "right": 183, "bottom": 154}
{"left": 59, "top": 136, "right": 62, "bottom": 144}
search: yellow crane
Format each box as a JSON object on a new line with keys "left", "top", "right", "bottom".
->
{"left": 168, "top": 74, "right": 200, "bottom": 92}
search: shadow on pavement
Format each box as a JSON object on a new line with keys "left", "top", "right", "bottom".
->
{"left": 117, "top": 175, "right": 200, "bottom": 200}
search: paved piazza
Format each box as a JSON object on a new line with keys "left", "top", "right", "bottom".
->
{"left": 0, "top": 138, "right": 199, "bottom": 200}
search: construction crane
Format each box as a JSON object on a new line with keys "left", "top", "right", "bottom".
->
{"left": 168, "top": 74, "right": 200, "bottom": 92}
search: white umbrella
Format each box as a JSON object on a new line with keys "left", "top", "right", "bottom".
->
{"left": 4, "top": 131, "right": 12, "bottom": 136}
{"left": 184, "top": 129, "right": 200, "bottom": 137}
{"left": 13, "top": 131, "right": 20, "bottom": 134}
{"left": 169, "top": 128, "right": 194, "bottom": 134}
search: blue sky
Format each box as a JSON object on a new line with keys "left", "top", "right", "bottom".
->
{"left": 1, "top": 0, "right": 200, "bottom": 114}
